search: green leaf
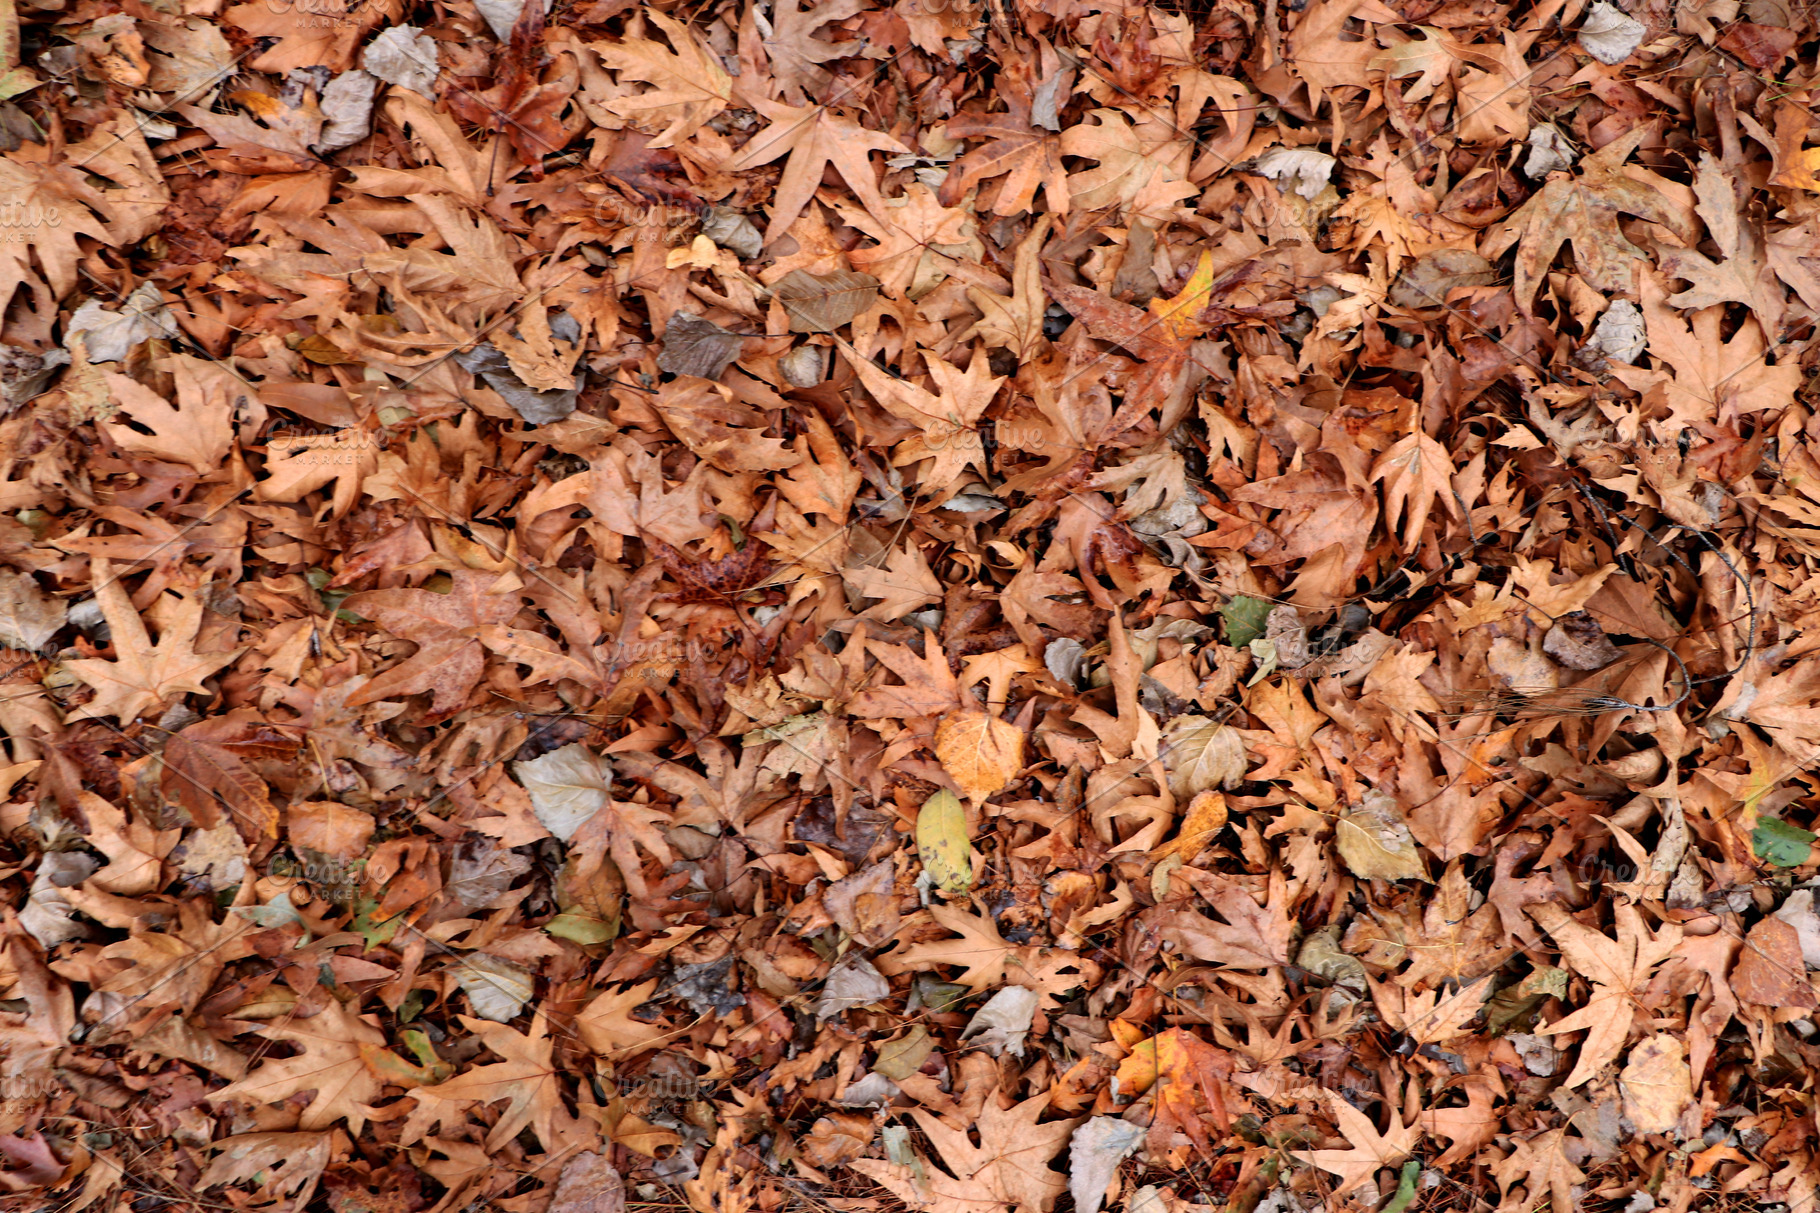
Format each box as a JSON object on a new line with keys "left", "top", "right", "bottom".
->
{"left": 230, "top": 889, "right": 303, "bottom": 931}
{"left": 907, "top": 974, "right": 970, "bottom": 1014}
{"left": 916, "top": 789, "right": 973, "bottom": 895}
{"left": 352, "top": 896, "right": 403, "bottom": 948}
{"left": 872, "top": 1026, "right": 934, "bottom": 1080}
{"left": 1221, "top": 596, "right": 1273, "bottom": 647}
{"left": 1753, "top": 817, "right": 1817, "bottom": 868}
{"left": 0, "top": 67, "right": 40, "bottom": 102}
{"left": 1381, "top": 1160, "right": 1421, "bottom": 1213}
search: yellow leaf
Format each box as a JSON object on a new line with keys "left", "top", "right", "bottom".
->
{"left": 916, "top": 789, "right": 974, "bottom": 894}
{"left": 933, "top": 710, "right": 1025, "bottom": 801}
{"left": 1773, "top": 145, "right": 1820, "bottom": 193}
{"left": 1154, "top": 791, "right": 1229, "bottom": 861}
{"left": 1147, "top": 250, "right": 1217, "bottom": 342}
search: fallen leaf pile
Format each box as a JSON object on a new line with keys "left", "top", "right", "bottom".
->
{"left": 2, "top": 0, "right": 1819, "bottom": 1211}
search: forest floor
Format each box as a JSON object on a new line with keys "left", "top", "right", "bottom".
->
{"left": 1, "top": 0, "right": 1819, "bottom": 1212}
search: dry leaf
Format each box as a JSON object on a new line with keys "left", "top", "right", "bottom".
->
{"left": 934, "top": 710, "right": 1025, "bottom": 802}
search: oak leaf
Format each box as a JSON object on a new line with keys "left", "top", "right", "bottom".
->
{"left": 1491, "top": 1128, "right": 1585, "bottom": 1213}
{"left": 1158, "top": 870, "right": 1294, "bottom": 971}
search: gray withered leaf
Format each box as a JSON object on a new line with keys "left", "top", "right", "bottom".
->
{"left": 772, "top": 269, "right": 881, "bottom": 334}
{"left": 656, "top": 312, "right": 747, "bottom": 380}
{"left": 1543, "top": 611, "right": 1623, "bottom": 671}
{"left": 0, "top": 569, "right": 65, "bottom": 652}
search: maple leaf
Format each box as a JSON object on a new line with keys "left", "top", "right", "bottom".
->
{"left": 198, "top": 1133, "right": 335, "bottom": 1211}
{"left": 1371, "top": 431, "right": 1457, "bottom": 553}
{"left": 444, "top": 1, "right": 578, "bottom": 181}
{"left": 1059, "top": 108, "right": 1194, "bottom": 212}
{"left": 340, "top": 569, "right": 524, "bottom": 719}
{"left": 97, "top": 900, "right": 255, "bottom": 1023}
{"left": 874, "top": 902, "right": 1099, "bottom": 1006}
{"left": 959, "top": 214, "right": 1053, "bottom": 360}
{"left": 161, "top": 709, "right": 296, "bottom": 837}
{"left": 837, "top": 184, "right": 975, "bottom": 300}
{"left": 845, "top": 541, "right": 942, "bottom": 622}
{"left": 405, "top": 1014, "right": 581, "bottom": 1153}
{"left": 223, "top": 0, "right": 393, "bottom": 72}
{"left": 939, "top": 47, "right": 1069, "bottom": 217}
{"left": 760, "top": 0, "right": 867, "bottom": 104}
{"left": 1048, "top": 250, "right": 1221, "bottom": 438}
{"left": 846, "top": 630, "right": 962, "bottom": 719}
{"left": 255, "top": 429, "right": 380, "bottom": 521}
{"left": 1491, "top": 1128, "right": 1585, "bottom": 1213}
{"left": 1366, "top": 973, "right": 1491, "bottom": 1046}
{"left": 0, "top": 156, "right": 114, "bottom": 309}
{"left": 1607, "top": 268, "right": 1801, "bottom": 435}
{"left": 575, "top": 980, "right": 672, "bottom": 1058}
{"left": 851, "top": 1090, "right": 1079, "bottom": 1213}
{"left": 1158, "top": 870, "right": 1295, "bottom": 971}
{"left": 1659, "top": 152, "right": 1785, "bottom": 339}
{"left": 101, "top": 366, "right": 234, "bottom": 478}
{"left": 64, "top": 561, "right": 243, "bottom": 724}
{"left": 845, "top": 346, "right": 1005, "bottom": 495}
{"left": 1526, "top": 901, "right": 1682, "bottom": 1088}
{"left": 591, "top": 11, "right": 732, "bottom": 147}
{"left": 718, "top": 97, "right": 909, "bottom": 245}
{"left": 1115, "top": 1027, "right": 1233, "bottom": 1153}
{"left": 1344, "top": 862, "right": 1515, "bottom": 991}
{"left": 1481, "top": 125, "right": 1695, "bottom": 307}
{"left": 213, "top": 997, "right": 389, "bottom": 1134}
{"left": 650, "top": 379, "right": 801, "bottom": 473}
{"left": 1420, "top": 1076, "right": 1502, "bottom": 1168}
{"left": 1293, "top": 1089, "right": 1422, "bottom": 1196}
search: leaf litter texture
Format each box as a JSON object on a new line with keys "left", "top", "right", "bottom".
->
{"left": 2, "top": 0, "right": 1820, "bottom": 1212}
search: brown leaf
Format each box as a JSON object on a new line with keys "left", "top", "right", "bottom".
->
{"left": 1731, "top": 916, "right": 1817, "bottom": 1008}
{"left": 340, "top": 570, "right": 524, "bottom": 719}
{"left": 64, "top": 560, "right": 243, "bottom": 724}
{"left": 1618, "top": 1035, "right": 1691, "bottom": 1134}
{"left": 772, "top": 269, "right": 881, "bottom": 333}
{"left": 655, "top": 312, "right": 747, "bottom": 381}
